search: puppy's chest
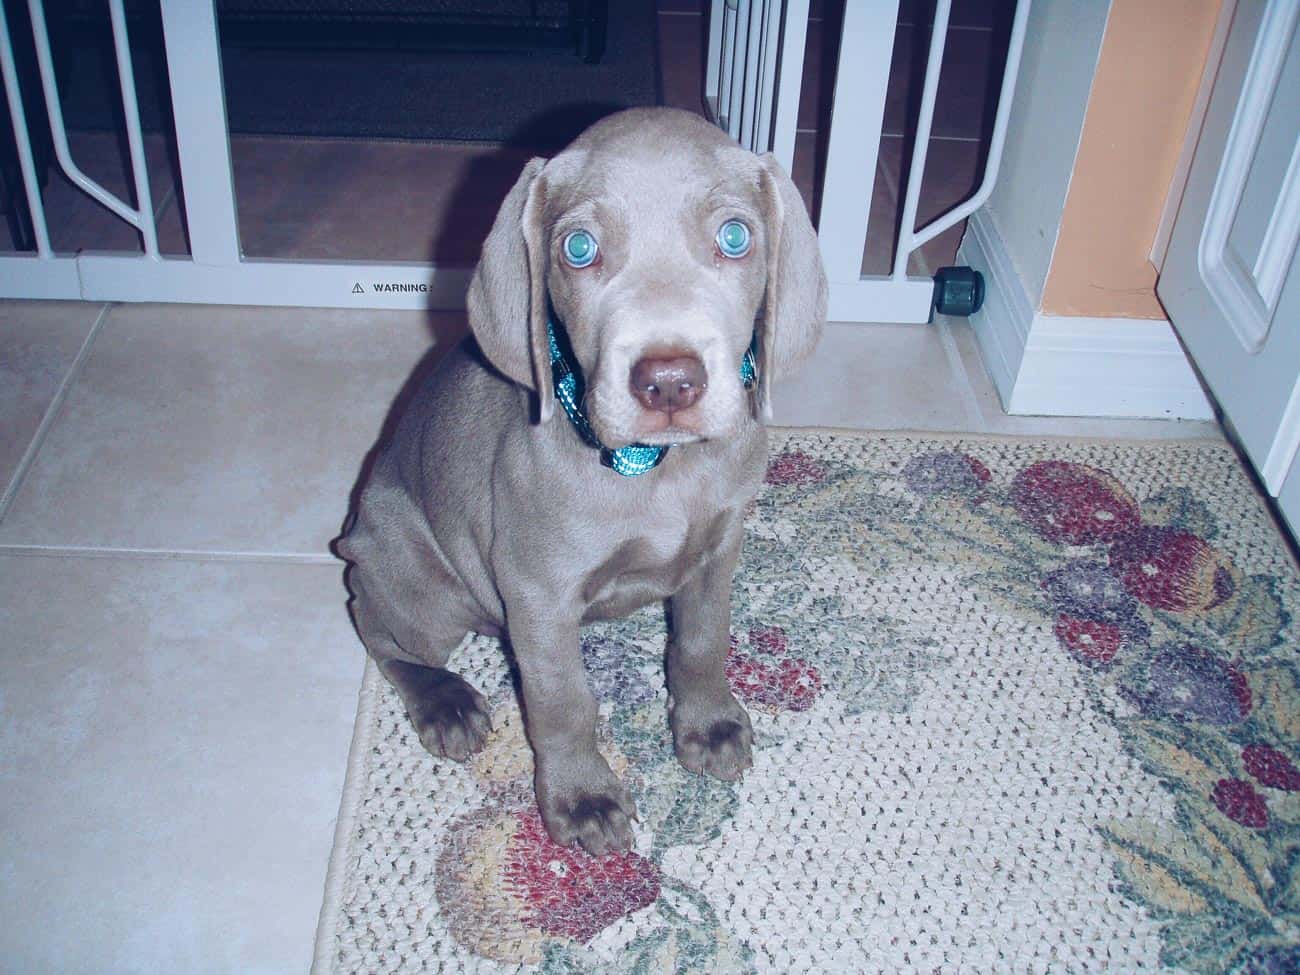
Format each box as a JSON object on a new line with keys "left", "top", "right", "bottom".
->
{"left": 580, "top": 507, "right": 732, "bottom": 611}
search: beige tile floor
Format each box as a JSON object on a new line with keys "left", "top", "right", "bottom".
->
{"left": 0, "top": 291, "right": 1223, "bottom": 972}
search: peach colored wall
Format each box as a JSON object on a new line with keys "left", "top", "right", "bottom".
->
{"left": 1040, "top": 0, "right": 1221, "bottom": 320}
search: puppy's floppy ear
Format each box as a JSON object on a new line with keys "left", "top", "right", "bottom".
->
{"left": 756, "top": 152, "right": 828, "bottom": 419}
{"left": 466, "top": 156, "right": 555, "bottom": 423}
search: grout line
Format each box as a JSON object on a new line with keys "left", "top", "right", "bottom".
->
{"left": 900, "top": 221, "right": 987, "bottom": 434}
{"left": 0, "top": 303, "right": 112, "bottom": 523}
{"left": 935, "top": 317, "right": 989, "bottom": 434}
{"left": 0, "top": 543, "right": 340, "bottom": 565}
{"left": 311, "top": 655, "right": 380, "bottom": 975}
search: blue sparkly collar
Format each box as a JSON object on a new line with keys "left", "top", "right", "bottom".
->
{"left": 547, "top": 317, "right": 757, "bottom": 477}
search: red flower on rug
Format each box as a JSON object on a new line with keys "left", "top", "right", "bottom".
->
{"left": 1230, "top": 665, "right": 1255, "bottom": 719}
{"left": 1211, "top": 778, "right": 1270, "bottom": 829}
{"left": 1108, "top": 526, "right": 1236, "bottom": 613}
{"left": 1053, "top": 615, "right": 1123, "bottom": 666}
{"left": 1242, "top": 745, "right": 1300, "bottom": 792}
{"left": 765, "top": 450, "right": 828, "bottom": 487}
{"left": 503, "top": 809, "right": 661, "bottom": 943}
{"left": 726, "top": 629, "right": 821, "bottom": 713}
{"left": 1011, "top": 461, "right": 1140, "bottom": 545}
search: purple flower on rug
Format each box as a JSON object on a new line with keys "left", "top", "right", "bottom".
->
{"left": 765, "top": 450, "right": 828, "bottom": 487}
{"left": 1041, "top": 561, "right": 1148, "bottom": 635}
{"left": 747, "top": 625, "right": 789, "bottom": 655}
{"left": 1239, "top": 945, "right": 1300, "bottom": 975}
{"left": 582, "top": 636, "right": 657, "bottom": 707}
{"left": 1108, "top": 525, "right": 1236, "bottom": 613}
{"left": 1011, "top": 460, "right": 1140, "bottom": 545}
{"left": 1242, "top": 744, "right": 1300, "bottom": 792}
{"left": 1140, "top": 645, "right": 1252, "bottom": 725}
{"left": 902, "top": 450, "right": 991, "bottom": 497}
{"left": 1211, "top": 778, "right": 1270, "bottom": 829}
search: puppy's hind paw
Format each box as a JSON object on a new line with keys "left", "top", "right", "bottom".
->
{"left": 411, "top": 671, "right": 492, "bottom": 762}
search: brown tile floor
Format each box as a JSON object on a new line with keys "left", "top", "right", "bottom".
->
{"left": 220, "top": 138, "right": 535, "bottom": 264}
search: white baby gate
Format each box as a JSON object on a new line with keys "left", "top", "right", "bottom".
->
{"left": 1, "top": 0, "right": 1028, "bottom": 322}
{"left": 708, "top": 0, "right": 1030, "bottom": 322}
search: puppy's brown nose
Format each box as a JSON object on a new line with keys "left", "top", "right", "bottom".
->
{"left": 629, "top": 353, "right": 708, "bottom": 414}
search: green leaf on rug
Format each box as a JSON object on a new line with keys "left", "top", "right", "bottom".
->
{"left": 1143, "top": 485, "right": 1220, "bottom": 539}
{"left": 1253, "top": 662, "right": 1300, "bottom": 746}
{"left": 1203, "top": 574, "right": 1288, "bottom": 653}
{"left": 1280, "top": 855, "right": 1300, "bottom": 912}
{"left": 539, "top": 941, "right": 602, "bottom": 974}
{"left": 1157, "top": 913, "right": 1258, "bottom": 974}
{"left": 1187, "top": 814, "right": 1269, "bottom": 914}
{"left": 1109, "top": 842, "right": 1209, "bottom": 916}
{"left": 627, "top": 921, "right": 754, "bottom": 975}
{"left": 626, "top": 878, "right": 756, "bottom": 975}
{"left": 1131, "top": 727, "right": 1223, "bottom": 793}
{"left": 648, "top": 776, "right": 739, "bottom": 858}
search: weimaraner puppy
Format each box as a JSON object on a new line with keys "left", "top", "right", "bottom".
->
{"left": 340, "top": 107, "right": 827, "bottom": 855}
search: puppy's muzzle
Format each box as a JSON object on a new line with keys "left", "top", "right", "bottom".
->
{"left": 629, "top": 352, "right": 708, "bottom": 416}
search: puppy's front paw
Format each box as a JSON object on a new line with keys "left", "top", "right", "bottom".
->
{"left": 411, "top": 672, "right": 492, "bottom": 761}
{"left": 536, "top": 756, "right": 637, "bottom": 856}
{"left": 671, "top": 695, "right": 753, "bottom": 781}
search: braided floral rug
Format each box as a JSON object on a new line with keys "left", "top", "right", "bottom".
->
{"left": 314, "top": 432, "right": 1300, "bottom": 975}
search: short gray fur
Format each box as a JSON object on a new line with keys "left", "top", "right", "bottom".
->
{"left": 339, "top": 107, "right": 827, "bottom": 855}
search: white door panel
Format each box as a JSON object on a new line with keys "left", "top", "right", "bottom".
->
{"left": 1159, "top": 0, "right": 1300, "bottom": 495}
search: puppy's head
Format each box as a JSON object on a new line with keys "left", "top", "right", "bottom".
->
{"left": 467, "top": 107, "right": 827, "bottom": 448}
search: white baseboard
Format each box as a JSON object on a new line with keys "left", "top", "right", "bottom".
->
{"left": 958, "top": 210, "right": 1214, "bottom": 420}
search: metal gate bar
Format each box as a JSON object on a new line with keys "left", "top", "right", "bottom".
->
{"left": 158, "top": 0, "right": 240, "bottom": 265}
{"left": 712, "top": 0, "right": 1031, "bottom": 323}
{"left": 25, "top": 0, "right": 158, "bottom": 255}
{"left": 706, "top": 0, "right": 806, "bottom": 174}
{"left": 897, "top": 0, "right": 1032, "bottom": 272}
{"left": 0, "top": 0, "right": 50, "bottom": 256}
{"left": 815, "top": 0, "right": 902, "bottom": 302}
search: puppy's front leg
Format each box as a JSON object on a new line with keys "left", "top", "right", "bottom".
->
{"left": 509, "top": 608, "right": 637, "bottom": 855}
{"left": 667, "top": 518, "right": 754, "bottom": 781}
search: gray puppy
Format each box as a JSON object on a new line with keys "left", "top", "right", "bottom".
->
{"left": 340, "top": 107, "right": 826, "bottom": 855}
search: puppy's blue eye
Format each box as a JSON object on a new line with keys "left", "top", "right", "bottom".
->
{"left": 562, "top": 230, "right": 598, "bottom": 268}
{"left": 716, "top": 220, "right": 752, "bottom": 258}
